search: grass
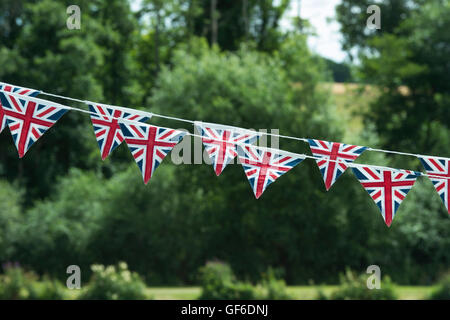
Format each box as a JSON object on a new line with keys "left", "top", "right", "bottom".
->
{"left": 144, "top": 285, "right": 435, "bottom": 300}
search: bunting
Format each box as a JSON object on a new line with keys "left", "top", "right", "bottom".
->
{"left": 352, "top": 167, "right": 418, "bottom": 226}
{"left": 119, "top": 122, "right": 186, "bottom": 184}
{"left": 308, "top": 139, "right": 367, "bottom": 190}
{"left": 237, "top": 145, "right": 304, "bottom": 199}
{"left": 0, "top": 83, "right": 40, "bottom": 134}
{"left": 1, "top": 81, "right": 450, "bottom": 228}
{"left": 0, "top": 92, "right": 68, "bottom": 158}
{"left": 195, "top": 121, "right": 261, "bottom": 176}
{"left": 88, "top": 103, "right": 150, "bottom": 160}
{"left": 419, "top": 156, "right": 450, "bottom": 214}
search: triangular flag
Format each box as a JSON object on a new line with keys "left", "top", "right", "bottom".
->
{"left": 237, "top": 145, "right": 304, "bottom": 199}
{"left": 308, "top": 139, "right": 367, "bottom": 190}
{"left": 0, "top": 82, "right": 40, "bottom": 134}
{"left": 194, "top": 121, "right": 261, "bottom": 176}
{"left": 119, "top": 122, "right": 186, "bottom": 184}
{"left": 352, "top": 166, "right": 418, "bottom": 227}
{"left": 0, "top": 104, "right": 5, "bottom": 134}
{"left": 0, "top": 92, "right": 68, "bottom": 158}
{"left": 88, "top": 103, "right": 151, "bottom": 160}
{"left": 418, "top": 156, "right": 450, "bottom": 214}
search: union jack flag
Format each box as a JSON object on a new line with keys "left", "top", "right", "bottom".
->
{"left": 0, "top": 92, "right": 68, "bottom": 158}
{"left": 119, "top": 122, "right": 186, "bottom": 184}
{"left": 308, "top": 139, "right": 367, "bottom": 190}
{"left": 419, "top": 156, "right": 450, "bottom": 214}
{"left": 0, "top": 83, "right": 40, "bottom": 134}
{"left": 88, "top": 103, "right": 151, "bottom": 160}
{"left": 352, "top": 166, "right": 418, "bottom": 227}
{"left": 238, "top": 145, "right": 304, "bottom": 199}
{"left": 195, "top": 121, "right": 261, "bottom": 176}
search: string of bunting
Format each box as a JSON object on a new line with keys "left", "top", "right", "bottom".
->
{"left": 0, "top": 82, "right": 448, "bottom": 227}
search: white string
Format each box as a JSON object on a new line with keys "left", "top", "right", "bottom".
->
{"left": 1, "top": 89, "right": 448, "bottom": 181}
{"left": 38, "top": 88, "right": 447, "bottom": 160}
{"left": 1, "top": 83, "right": 449, "bottom": 166}
{"left": 40, "top": 91, "right": 86, "bottom": 104}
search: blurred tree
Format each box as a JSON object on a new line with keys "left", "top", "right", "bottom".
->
{"left": 192, "top": 0, "right": 290, "bottom": 52}
{"left": 0, "top": 180, "right": 23, "bottom": 262}
{"left": 337, "top": 0, "right": 449, "bottom": 161}
{"left": 140, "top": 37, "right": 371, "bottom": 284}
{"left": 135, "top": 0, "right": 203, "bottom": 101}
{"left": 91, "top": 0, "right": 141, "bottom": 106}
{"left": 323, "top": 58, "right": 353, "bottom": 83}
{"left": 0, "top": 0, "right": 146, "bottom": 201}
{"left": 336, "top": 0, "right": 419, "bottom": 59}
{"left": 0, "top": 0, "right": 104, "bottom": 202}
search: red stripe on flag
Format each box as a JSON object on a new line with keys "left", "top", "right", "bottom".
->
{"left": 95, "top": 129, "right": 107, "bottom": 138}
{"left": 9, "top": 123, "right": 20, "bottom": 131}
{"left": 31, "top": 127, "right": 40, "bottom": 139}
{"left": 364, "top": 167, "right": 379, "bottom": 180}
{"left": 429, "top": 158, "right": 445, "bottom": 172}
{"left": 36, "top": 106, "right": 56, "bottom": 118}
{"left": 133, "top": 148, "right": 144, "bottom": 159}
{"left": 158, "top": 129, "right": 175, "bottom": 140}
{"left": 371, "top": 190, "right": 382, "bottom": 200}
{"left": 395, "top": 190, "right": 405, "bottom": 201}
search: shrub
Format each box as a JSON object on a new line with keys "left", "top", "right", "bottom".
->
{"left": 0, "top": 181, "right": 23, "bottom": 261}
{"left": 320, "top": 270, "right": 397, "bottom": 300}
{"left": 199, "top": 262, "right": 291, "bottom": 300}
{"left": 257, "top": 268, "right": 292, "bottom": 300}
{"left": 198, "top": 261, "right": 257, "bottom": 300}
{"left": 429, "top": 273, "right": 450, "bottom": 300}
{"left": 0, "top": 264, "right": 66, "bottom": 300}
{"left": 79, "top": 262, "right": 148, "bottom": 300}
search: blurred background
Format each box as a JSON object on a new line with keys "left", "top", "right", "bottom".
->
{"left": 0, "top": 0, "right": 449, "bottom": 300}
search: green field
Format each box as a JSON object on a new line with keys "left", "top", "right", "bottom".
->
{"left": 143, "top": 286, "right": 435, "bottom": 300}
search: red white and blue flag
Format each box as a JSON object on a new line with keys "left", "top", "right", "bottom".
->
{"left": 195, "top": 121, "right": 261, "bottom": 176}
{"left": 308, "top": 139, "right": 367, "bottom": 190}
{"left": 238, "top": 145, "right": 304, "bottom": 199}
{"left": 88, "top": 103, "right": 151, "bottom": 160}
{"left": 419, "top": 156, "right": 450, "bottom": 214}
{"left": 119, "top": 122, "right": 186, "bottom": 184}
{"left": 0, "top": 92, "right": 68, "bottom": 158}
{"left": 0, "top": 82, "right": 40, "bottom": 134}
{"left": 352, "top": 166, "right": 418, "bottom": 226}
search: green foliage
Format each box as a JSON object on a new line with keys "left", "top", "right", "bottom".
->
{"left": 336, "top": 0, "right": 415, "bottom": 56}
{"left": 321, "top": 270, "right": 397, "bottom": 300}
{"left": 429, "top": 273, "right": 450, "bottom": 300}
{"left": 323, "top": 58, "right": 353, "bottom": 83}
{"left": 189, "top": 0, "right": 290, "bottom": 52}
{"left": 148, "top": 41, "right": 359, "bottom": 285}
{"left": 79, "top": 262, "right": 149, "bottom": 300}
{"left": 0, "top": 180, "right": 23, "bottom": 261}
{"left": 0, "top": 0, "right": 447, "bottom": 292}
{"left": 0, "top": 265, "right": 67, "bottom": 300}
{"left": 199, "top": 262, "right": 291, "bottom": 300}
{"left": 257, "top": 268, "right": 292, "bottom": 300}
{"left": 339, "top": 0, "right": 450, "bottom": 159}
{"left": 199, "top": 261, "right": 257, "bottom": 300}
{"left": 10, "top": 169, "right": 106, "bottom": 277}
